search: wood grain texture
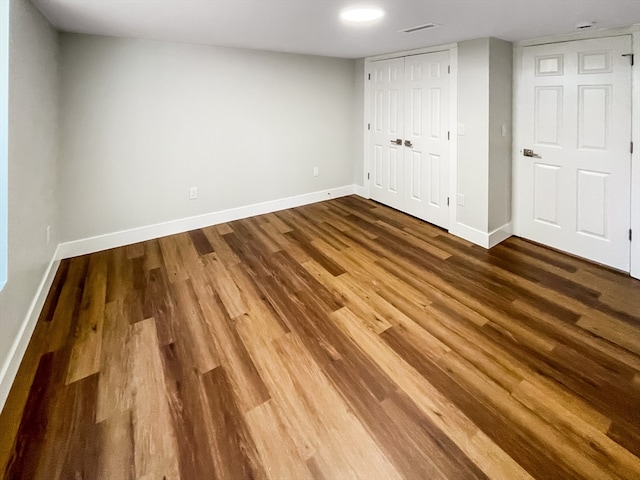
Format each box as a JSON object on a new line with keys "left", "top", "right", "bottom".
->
{"left": 1, "top": 195, "right": 640, "bottom": 479}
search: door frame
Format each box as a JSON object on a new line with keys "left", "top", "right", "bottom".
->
{"left": 363, "top": 43, "right": 459, "bottom": 231}
{"left": 512, "top": 25, "right": 640, "bottom": 279}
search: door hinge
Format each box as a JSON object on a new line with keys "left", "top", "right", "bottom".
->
{"left": 630, "top": 229, "right": 633, "bottom": 241}
{"left": 447, "top": 131, "right": 450, "bottom": 140}
{"left": 631, "top": 141, "right": 634, "bottom": 154}
{"left": 622, "top": 53, "right": 634, "bottom": 66}
{"left": 447, "top": 65, "right": 450, "bottom": 74}
{"left": 447, "top": 197, "right": 450, "bottom": 206}
{"left": 367, "top": 172, "right": 370, "bottom": 180}
{"left": 368, "top": 73, "right": 371, "bottom": 80}
{"left": 368, "top": 123, "right": 371, "bottom": 131}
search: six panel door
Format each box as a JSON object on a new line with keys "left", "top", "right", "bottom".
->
{"left": 369, "top": 51, "right": 450, "bottom": 229}
{"left": 403, "top": 51, "right": 450, "bottom": 229}
{"left": 516, "top": 36, "right": 632, "bottom": 271}
{"left": 370, "top": 58, "right": 405, "bottom": 212}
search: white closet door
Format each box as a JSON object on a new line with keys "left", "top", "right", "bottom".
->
{"left": 370, "top": 58, "right": 405, "bottom": 211}
{"left": 516, "top": 36, "right": 632, "bottom": 271}
{"left": 403, "top": 51, "right": 450, "bottom": 229}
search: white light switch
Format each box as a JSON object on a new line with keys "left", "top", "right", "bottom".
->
{"left": 189, "top": 187, "right": 198, "bottom": 199}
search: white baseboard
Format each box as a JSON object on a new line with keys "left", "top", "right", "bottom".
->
{"left": 56, "top": 185, "right": 357, "bottom": 260}
{"left": 449, "top": 221, "right": 513, "bottom": 249}
{"left": 0, "top": 250, "right": 60, "bottom": 410}
{"left": 354, "top": 185, "right": 368, "bottom": 198}
{"left": 488, "top": 222, "right": 513, "bottom": 248}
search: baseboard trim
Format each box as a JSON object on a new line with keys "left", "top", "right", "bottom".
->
{"left": 0, "top": 249, "right": 60, "bottom": 410}
{"left": 56, "top": 185, "right": 357, "bottom": 260}
{"left": 488, "top": 222, "right": 513, "bottom": 248}
{"left": 354, "top": 185, "right": 368, "bottom": 198}
{"left": 449, "top": 221, "right": 513, "bottom": 249}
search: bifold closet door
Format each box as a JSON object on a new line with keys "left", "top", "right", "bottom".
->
{"left": 369, "top": 51, "right": 450, "bottom": 229}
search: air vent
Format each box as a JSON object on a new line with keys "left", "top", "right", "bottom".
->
{"left": 575, "top": 21, "right": 595, "bottom": 30}
{"left": 400, "top": 23, "right": 440, "bottom": 34}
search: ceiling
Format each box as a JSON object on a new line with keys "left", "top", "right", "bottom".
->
{"left": 31, "top": 0, "right": 640, "bottom": 59}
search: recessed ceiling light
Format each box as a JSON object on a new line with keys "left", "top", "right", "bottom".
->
{"left": 340, "top": 6, "right": 385, "bottom": 24}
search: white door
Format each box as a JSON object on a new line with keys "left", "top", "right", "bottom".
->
{"left": 370, "top": 58, "right": 405, "bottom": 211}
{"left": 369, "top": 52, "right": 450, "bottom": 229}
{"left": 515, "top": 36, "right": 632, "bottom": 270}
{"left": 403, "top": 51, "right": 450, "bottom": 229}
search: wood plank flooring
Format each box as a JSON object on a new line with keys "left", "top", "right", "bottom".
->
{"left": 1, "top": 195, "right": 640, "bottom": 479}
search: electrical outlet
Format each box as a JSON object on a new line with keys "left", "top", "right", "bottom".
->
{"left": 189, "top": 187, "right": 198, "bottom": 200}
{"left": 46, "top": 225, "right": 51, "bottom": 246}
{"left": 313, "top": 167, "right": 319, "bottom": 177}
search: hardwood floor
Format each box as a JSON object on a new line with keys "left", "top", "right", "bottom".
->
{"left": 1, "top": 195, "right": 640, "bottom": 479}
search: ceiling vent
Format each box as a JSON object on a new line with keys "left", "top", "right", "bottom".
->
{"left": 575, "top": 21, "right": 595, "bottom": 30}
{"left": 400, "top": 23, "right": 440, "bottom": 34}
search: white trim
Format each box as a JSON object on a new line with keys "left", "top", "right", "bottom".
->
{"left": 56, "top": 185, "right": 357, "bottom": 260}
{"left": 449, "top": 222, "right": 512, "bottom": 249}
{"left": 631, "top": 29, "right": 640, "bottom": 279}
{"left": 354, "top": 185, "right": 368, "bottom": 198}
{"left": 448, "top": 46, "right": 459, "bottom": 233}
{"left": 488, "top": 222, "right": 513, "bottom": 248}
{"left": 512, "top": 40, "right": 525, "bottom": 238}
{"left": 516, "top": 25, "right": 639, "bottom": 48}
{"left": 0, "top": 250, "right": 60, "bottom": 410}
{"left": 366, "top": 42, "right": 458, "bottom": 62}
{"left": 362, "top": 60, "right": 372, "bottom": 198}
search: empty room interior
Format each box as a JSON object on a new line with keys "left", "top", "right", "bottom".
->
{"left": 1, "top": 0, "right": 640, "bottom": 478}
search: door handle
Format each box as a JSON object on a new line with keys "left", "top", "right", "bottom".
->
{"left": 390, "top": 139, "right": 402, "bottom": 145}
{"left": 404, "top": 140, "right": 413, "bottom": 148}
{"left": 523, "top": 148, "right": 541, "bottom": 158}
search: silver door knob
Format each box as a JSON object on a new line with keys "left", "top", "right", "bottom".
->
{"left": 390, "top": 139, "right": 402, "bottom": 145}
{"left": 523, "top": 148, "right": 541, "bottom": 158}
{"left": 404, "top": 140, "right": 413, "bottom": 148}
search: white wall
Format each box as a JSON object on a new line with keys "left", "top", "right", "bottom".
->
{"left": 0, "top": 0, "right": 59, "bottom": 405}
{"left": 59, "top": 34, "right": 357, "bottom": 243}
